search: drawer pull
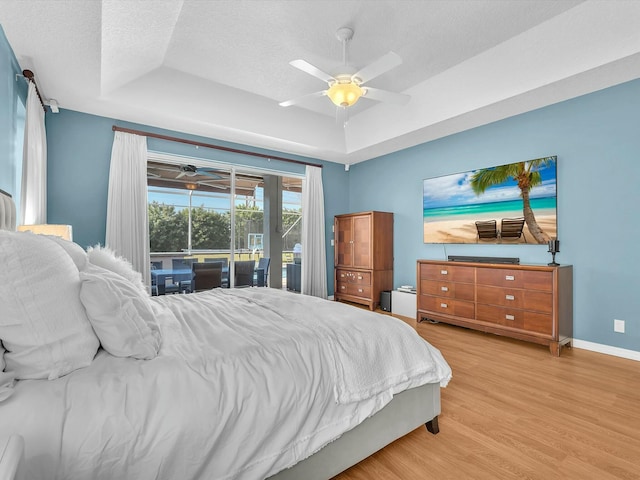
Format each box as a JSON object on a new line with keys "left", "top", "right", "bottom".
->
{"left": 505, "top": 294, "right": 515, "bottom": 301}
{"left": 440, "top": 303, "right": 448, "bottom": 308}
{"left": 358, "top": 288, "right": 363, "bottom": 293}
{"left": 341, "top": 285, "right": 346, "bottom": 290}
{"left": 357, "top": 276, "right": 362, "bottom": 280}
{"left": 505, "top": 314, "right": 515, "bottom": 321}
{"left": 440, "top": 270, "right": 448, "bottom": 275}
{"left": 505, "top": 275, "right": 515, "bottom": 281}
{"left": 441, "top": 286, "right": 449, "bottom": 292}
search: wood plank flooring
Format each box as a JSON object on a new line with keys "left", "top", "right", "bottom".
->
{"left": 333, "top": 316, "right": 640, "bottom": 480}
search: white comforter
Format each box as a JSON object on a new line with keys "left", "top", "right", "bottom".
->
{"left": 0, "top": 288, "right": 451, "bottom": 480}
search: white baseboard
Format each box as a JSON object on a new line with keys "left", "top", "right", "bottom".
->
{"left": 573, "top": 339, "right": 640, "bottom": 362}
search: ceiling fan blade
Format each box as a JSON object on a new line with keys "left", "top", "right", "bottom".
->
{"left": 176, "top": 172, "right": 187, "bottom": 179}
{"left": 279, "top": 90, "right": 327, "bottom": 107}
{"left": 362, "top": 87, "right": 410, "bottom": 105}
{"left": 352, "top": 51, "right": 402, "bottom": 84}
{"left": 197, "top": 169, "right": 223, "bottom": 180}
{"left": 289, "top": 59, "right": 335, "bottom": 84}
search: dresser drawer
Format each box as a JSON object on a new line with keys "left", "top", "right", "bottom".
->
{"left": 336, "top": 270, "right": 371, "bottom": 285}
{"left": 419, "top": 295, "right": 475, "bottom": 319}
{"left": 420, "top": 279, "right": 474, "bottom": 301}
{"left": 476, "top": 304, "right": 552, "bottom": 335}
{"left": 476, "top": 285, "right": 553, "bottom": 313}
{"left": 337, "top": 282, "right": 371, "bottom": 298}
{"left": 420, "top": 264, "right": 474, "bottom": 283}
{"left": 476, "top": 268, "right": 553, "bottom": 291}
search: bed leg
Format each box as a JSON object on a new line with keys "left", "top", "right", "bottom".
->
{"left": 425, "top": 416, "right": 439, "bottom": 434}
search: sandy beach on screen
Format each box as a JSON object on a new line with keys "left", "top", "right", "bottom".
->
{"left": 424, "top": 214, "right": 556, "bottom": 244}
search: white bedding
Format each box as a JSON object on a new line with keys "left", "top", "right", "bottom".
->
{"left": 0, "top": 288, "right": 451, "bottom": 480}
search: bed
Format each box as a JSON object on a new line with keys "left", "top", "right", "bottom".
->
{"left": 0, "top": 189, "right": 451, "bottom": 480}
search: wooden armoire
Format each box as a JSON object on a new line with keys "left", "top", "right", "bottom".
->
{"left": 334, "top": 211, "right": 393, "bottom": 310}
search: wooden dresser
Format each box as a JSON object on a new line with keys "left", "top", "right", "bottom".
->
{"left": 417, "top": 260, "right": 573, "bottom": 355}
{"left": 334, "top": 211, "right": 393, "bottom": 310}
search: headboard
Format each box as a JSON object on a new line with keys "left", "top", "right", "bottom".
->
{"left": 0, "top": 188, "right": 17, "bottom": 231}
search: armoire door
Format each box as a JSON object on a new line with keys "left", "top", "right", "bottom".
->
{"left": 335, "top": 215, "right": 354, "bottom": 266}
{"left": 352, "top": 214, "right": 372, "bottom": 269}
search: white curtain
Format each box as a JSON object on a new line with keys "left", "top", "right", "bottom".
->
{"left": 106, "top": 132, "right": 150, "bottom": 287}
{"left": 20, "top": 82, "right": 47, "bottom": 225}
{"left": 301, "top": 165, "right": 327, "bottom": 298}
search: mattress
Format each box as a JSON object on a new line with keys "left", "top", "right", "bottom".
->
{"left": 0, "top": 287, "right": 450, "bottom": 480}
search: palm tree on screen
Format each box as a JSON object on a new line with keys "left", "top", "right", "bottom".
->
{"left": 470, "top": 157, "right": 555, "bottom": 244}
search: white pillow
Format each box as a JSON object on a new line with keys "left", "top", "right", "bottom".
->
{"left": 46, "top": 235, "right": 88, "bottom": 271}
{"left": 0, "top": 231, "right": 100, "bottom": 380}
{"left": 79, "top": 263, "right": 161, "bottom": 359}
{"left": 87, "top": 245, "right": 148, "bottom": 295}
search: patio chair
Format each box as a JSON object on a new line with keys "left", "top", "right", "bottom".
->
{"left": 202, "top": 260, "right": 229, "bottom": 287}
{"left": 191, "top": 262, "right": 223, "bottom": 292}
{"left": 500, "top": 217, "right": 527, "bottom": 243}
{"left": 234, "top": 260, "right": 255, "bottom": 287}
{"left": 475, "top": 219, "right": 498, "bottom": 242}
{"left": 255, "top": 257, "right": 270, "bottom": 287}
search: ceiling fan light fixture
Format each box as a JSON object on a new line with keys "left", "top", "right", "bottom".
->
{"left": 281, "top": 27, "right": 407, "bottom": 111}
{"left": 327, "top": 81, "right": 363, "bottom": 107}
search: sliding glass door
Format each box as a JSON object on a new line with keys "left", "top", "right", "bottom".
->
{"left": 147, "top": 157, "right": 302, "bottom": 291}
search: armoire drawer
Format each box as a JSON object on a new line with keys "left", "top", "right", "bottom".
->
{"left": 336, "top": 270, "right": 371, "bottom": 285}
{"left": 337, "top": 282, "right": 371, "bottom": 298}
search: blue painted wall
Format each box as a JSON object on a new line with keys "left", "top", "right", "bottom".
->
{"left": 4, "top": 18, "right": 638, "bottom": 351}
{"left": 0, "top": 25, "right": 26, "bottom": 200}
{"left": 348, "top": 79, "right": 640, "bottom": 352}
{"left": 45, "top": 110, "right": 348, "bottom": 292}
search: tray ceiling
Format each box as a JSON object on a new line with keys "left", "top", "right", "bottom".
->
{"left": 1, "top": 0, "right": 639, "bottom": 165}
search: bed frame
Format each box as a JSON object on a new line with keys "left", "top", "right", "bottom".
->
{"left": 269, "top": 382, "right": 440, "bottom": 479}
{"left": 0, "top": 189, "right": 441, "bottom": 480}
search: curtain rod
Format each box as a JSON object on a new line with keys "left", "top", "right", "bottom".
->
{"left": 21, "top": 70, "right": 47, "bottom": 113}
{"left": 111, "top": 125, "right": 323, "bottom": 169}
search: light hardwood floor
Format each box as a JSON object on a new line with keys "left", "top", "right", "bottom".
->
{"left": 333, "top": 316, "right": 640, "bottom": 480}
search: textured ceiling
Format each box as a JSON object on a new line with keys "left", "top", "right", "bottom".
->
{"left": 1, "top": 0, "right": 640, "bottom": 165}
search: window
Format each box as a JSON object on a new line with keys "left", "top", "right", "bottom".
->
{"left": 147, "top": 158, "right": 302, "bottom": 289}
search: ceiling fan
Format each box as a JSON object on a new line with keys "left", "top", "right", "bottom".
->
{"left": 176, "top": 164, "right": 223, "bottom": 180}
{"left": 279, "top": 26, "right": 410, "bottom": 118}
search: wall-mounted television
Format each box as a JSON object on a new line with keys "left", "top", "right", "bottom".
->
{"left": 423, "top": 156, "right": 557, "bottom": 245}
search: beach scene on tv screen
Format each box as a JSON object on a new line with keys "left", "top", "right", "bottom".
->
{"left": 423, "top": 156, "right": 557, "bottom": 245}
